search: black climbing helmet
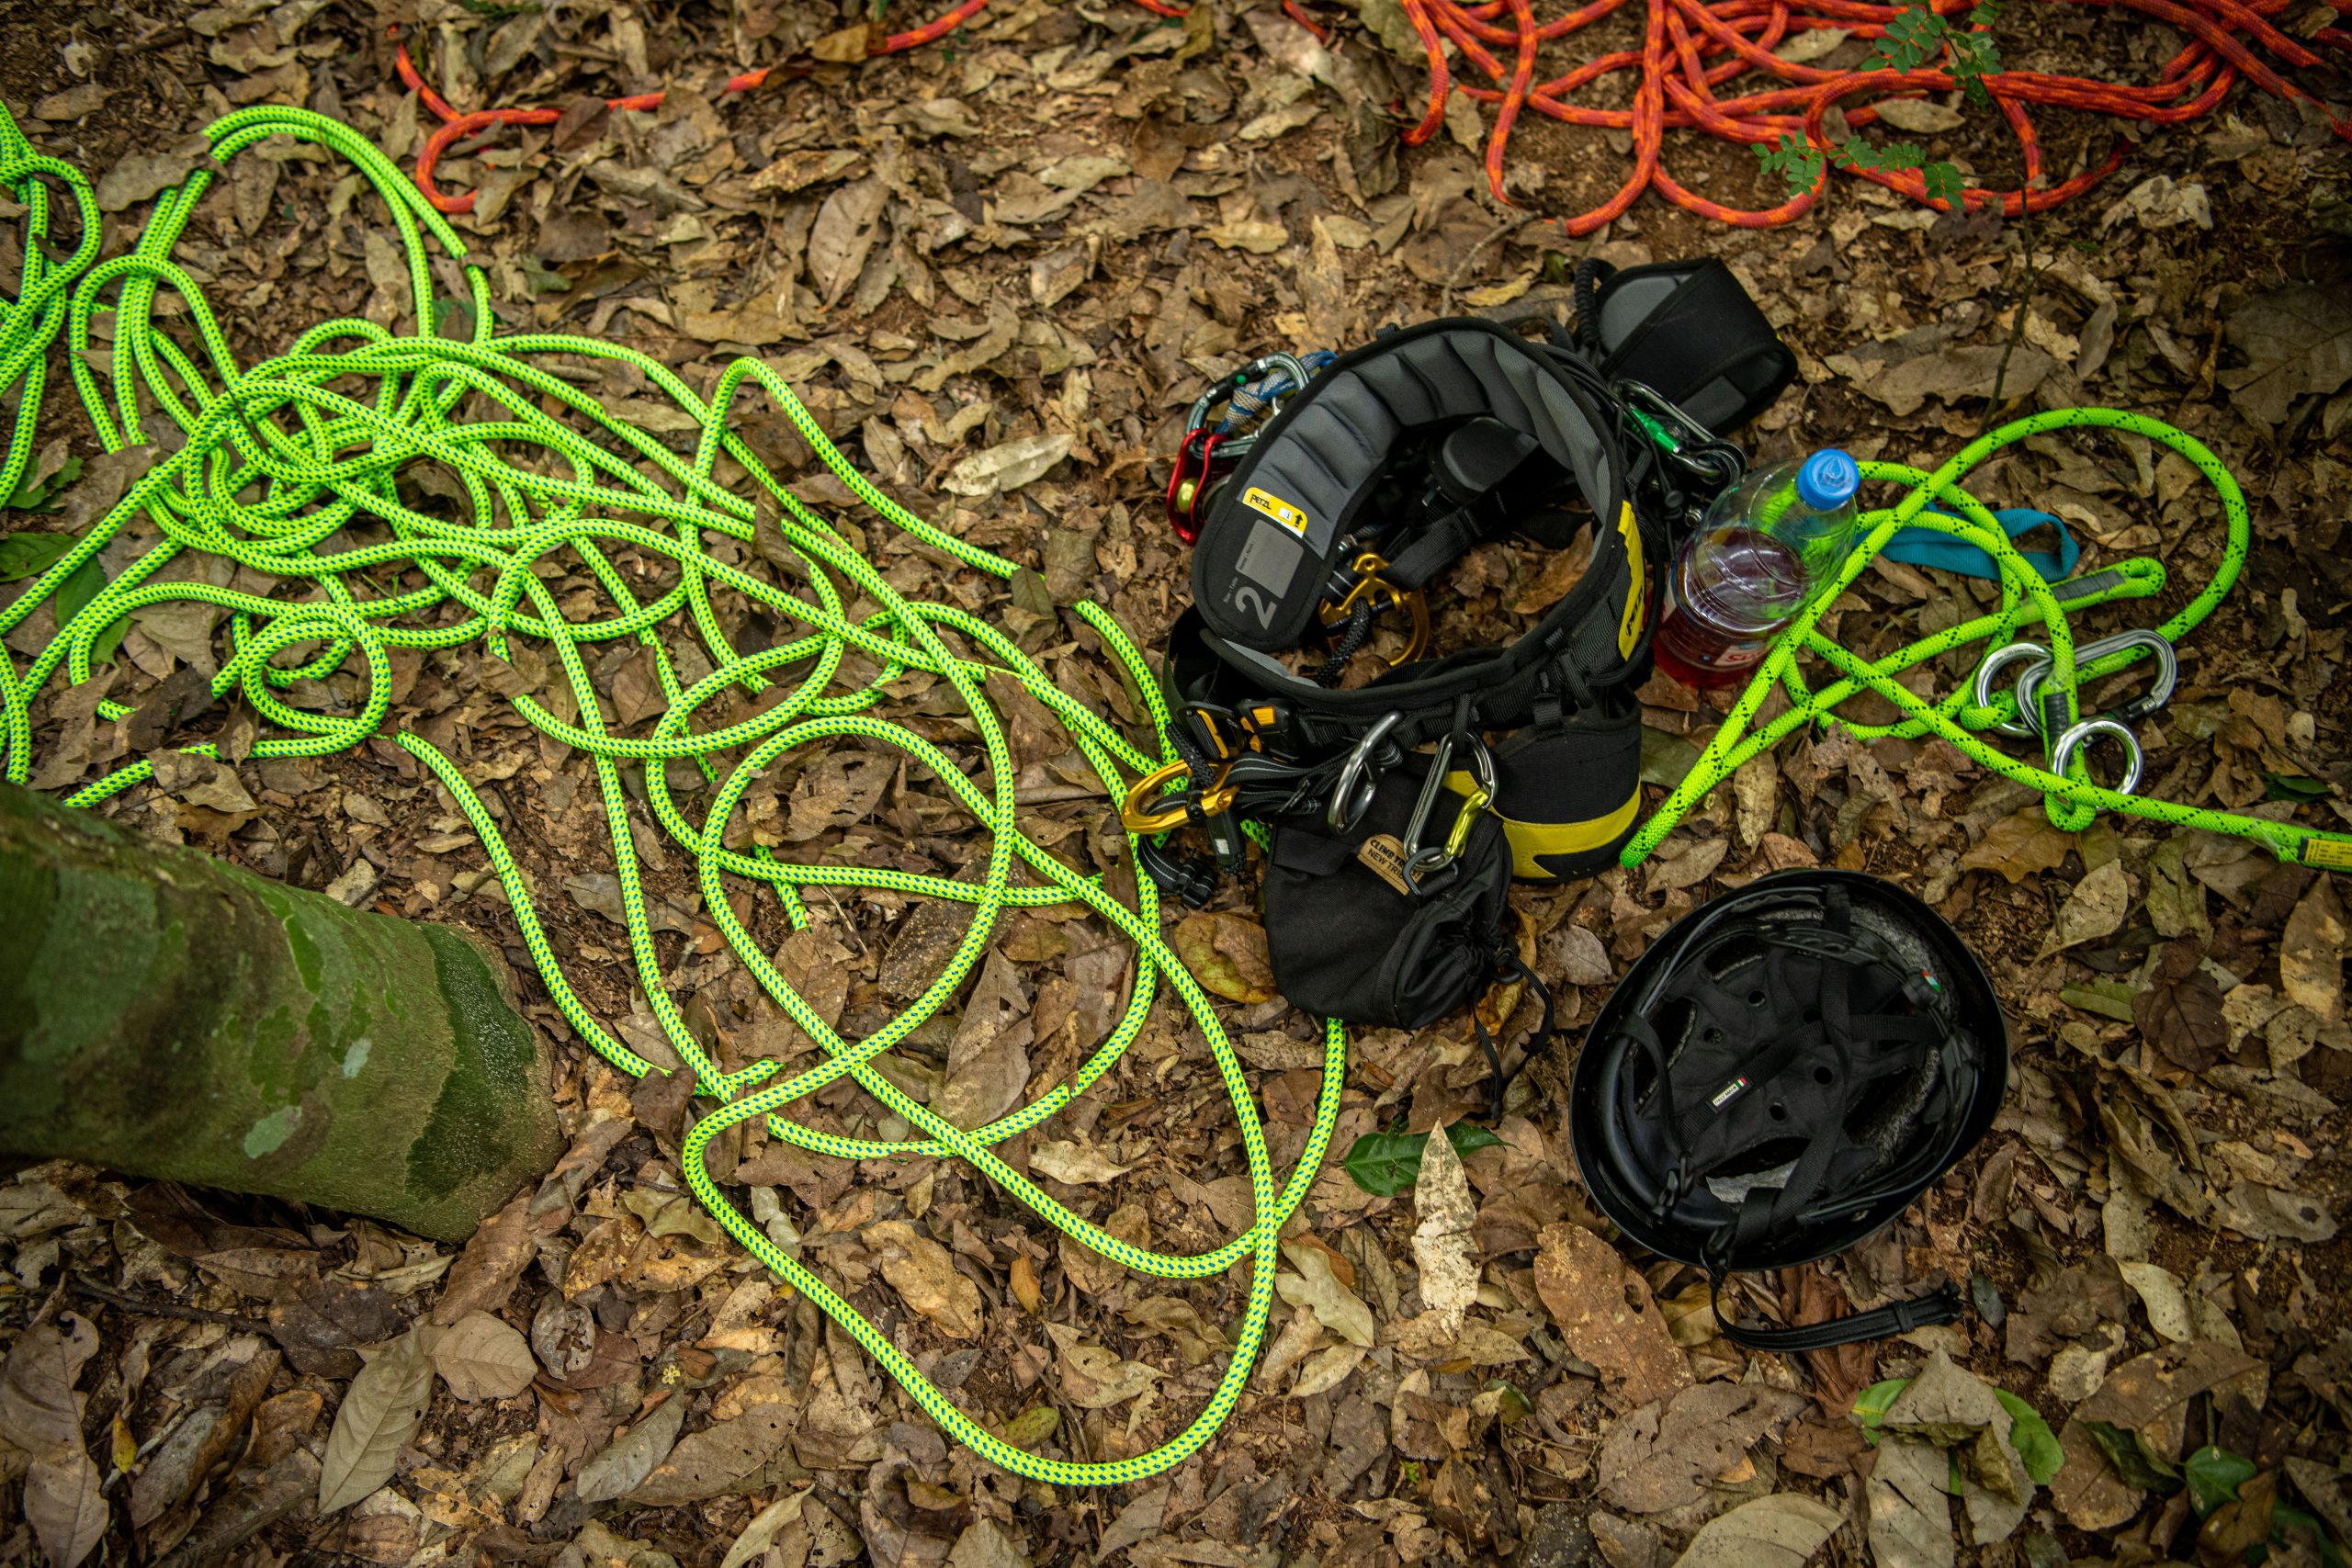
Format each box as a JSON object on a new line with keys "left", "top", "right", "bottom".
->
{"left": 1570, "top": 870, "right": 2007, "bottom": 1348}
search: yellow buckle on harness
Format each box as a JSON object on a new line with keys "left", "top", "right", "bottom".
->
{"left": 1120, "top": 758, "right": 1237, "bottom": 834}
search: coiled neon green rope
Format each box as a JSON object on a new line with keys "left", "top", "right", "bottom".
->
{"left": 0, "top": 101, "right": 1344, "bottom": 1485}
{"left": 1626, "top": 418, "right": 2352, "bottom": 873}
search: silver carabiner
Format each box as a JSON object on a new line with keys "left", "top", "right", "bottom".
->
{"left": 2050, "top": 717, "right": 2144, "bottom": 795}
{"left": 2015, "top": 630, "right": 2177, "bottom": 738}
{"left": 1973, "top": 641, "right": 2051, "bottom": 738}
{"left": 1327, "top": 711, "right": 1404, "bottom": 832}
{"left": 1184, "top": 352, "right": 1315, "bottom": 454}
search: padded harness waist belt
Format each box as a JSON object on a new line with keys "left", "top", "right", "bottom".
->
{"left": 1170, "top": 319, "right": 1662, "bottom": 880}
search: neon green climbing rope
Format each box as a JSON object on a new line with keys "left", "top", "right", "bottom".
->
{"left": 1626, "top": 421, "right": 2352, "bottom": 873}
{"left": 0, "top": 101, "right": 1344, "bottom": 1485}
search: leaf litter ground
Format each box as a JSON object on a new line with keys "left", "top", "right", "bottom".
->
{"left": 0, "top": 3, "right": 2349, "bottom": 1567}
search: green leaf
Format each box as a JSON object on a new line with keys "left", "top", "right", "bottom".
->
{"left": 0, "top": 532, "right": 76, "bottom": 581}
{"left": 1852, "top": 1377, "right": 1911, "bottom": 1442}
{"left": 2082, "top": 1419, "right": 2183, "bottom": 1494}
{"left": 1922, "top": 162, "right": 1966, "bottom": 207}
{"left": 6, "top": 454, "right": 84, "bottom": 513}
{"left": 2275, "top": 1505, "right": 2347, "bottom": 1568}
{"left": 1871, "top": 6, "right": 1951, "bottom": 72}
{"left": 2185, "top": 1445, "right": 2258, "bottom": 1517}
{"left": 1755, "top": 131, "right": 1826, "bottom": 200}
{"left": 1340, "top": 1122, "right": 1504, "bottom": 1196}
{"left": 1838, "top": 139, "right": 1928, "bottom": 176}
{"left": 2267, "top": 773, "right": 2332, "bottom": 803}
{"left": 1994, "top": 1392, "right": 2064, "bottom": 1485}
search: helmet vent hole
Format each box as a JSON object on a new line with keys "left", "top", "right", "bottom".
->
{"left": 1747, "top": 989, "right": 1767, "bottom": 1008}
{"left": 1813, "top": 1065, "right": 1836, "bottom": 1086}
{"left": 1703, "top": 1027, "right": 1725, "bottom": 1044}
{"left": 1768, "top": 1102, "right": 1789, "bottom": 1122}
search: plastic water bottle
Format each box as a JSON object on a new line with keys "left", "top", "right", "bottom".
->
{"left": 1652, "top": 448, "right": 1861, "bottom": 689}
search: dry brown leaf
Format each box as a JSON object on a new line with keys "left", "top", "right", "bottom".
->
{"left": 319, "top": 1324, "right": 435, "bottom": 1513}
{"left": 1594, "top": 1382, "right": 1809, "bottom": 1514}
{"left": 576, "top": 1393, "right": 687, "bottom": 1504}
{"left": 2041, "top": 858, "right": 2130, "bottom": 953}
{"left": 867, "top": 1220, "right": 985, "bottom": 1339}
{"left": 2280, "top": 874, "right": 2345, "bottom": 1022}
{"left": 427, "top": 1312, "right": 536, "bottom": 1403}
{"left": 1408, "top": 1123, "right": 1480, "bottom": 1337}
{"left": 1672, "top": 1493, "right": 1843, "bottom": 1568}
{"left": 942, "top": 434, "right": 1073, "bottom": 498}
{"left": 1533, "top": 1222, "right": 1691, "bottom": 1410}
{"left": 2, "top": 1314, "right": 106, "bottom": 1568}
{"left": 1276, "top": 1239, "right": 1376, "bottom": 1348}
{"left": 1170, "top": 911, "right": 1278, "bottom": 1004}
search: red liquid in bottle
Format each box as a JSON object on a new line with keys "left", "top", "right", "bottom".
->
{"left": 1651, "top": 527, "right": 1807, "bottom": 689}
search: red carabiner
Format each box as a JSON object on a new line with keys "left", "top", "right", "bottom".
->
{"left": 1165, "top": 428, "right": 1225, "bottom": 546}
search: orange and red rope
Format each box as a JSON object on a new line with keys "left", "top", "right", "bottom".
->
{"left": 1394, "top": 0, "right": 2349, "bottom": 231}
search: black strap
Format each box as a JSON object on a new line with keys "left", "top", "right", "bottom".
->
{"left": 1472, "top": 948, "right": 1555, "bottom": 1123}
{"left": 1708, "top": 1271, "right": 1966, "bottom": 1352}
{"left": 1384, "top": 505, "right": 1495, "bottom": 591}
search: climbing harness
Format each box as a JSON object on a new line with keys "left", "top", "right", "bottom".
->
{"left": 0, "top": 102, "right": 1338, "bottom": 1486}
{"left": 1390, "top": 0, "right": 2349, "bottom": 229}
{"left": 1157, "top": 257, "right": 1795, "bottom": 881}
{"left": 1141, "top": 261, "right": 1792, "bottom": 1028}
{"left": 1625, "top": 409, "right": 2352, "bottom": 874}
{"left": 1571, "top": 870, "right": 2007, "bottom": 1349}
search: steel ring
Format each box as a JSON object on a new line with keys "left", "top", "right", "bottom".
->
{"left": 2050, "top": 717, "right": 2143, "bottom": 796}
{"left": 1973, "top": 641, "right": 2051, "bottom": 738}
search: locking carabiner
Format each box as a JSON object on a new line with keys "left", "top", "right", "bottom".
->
{"left": 1973, "top": 630, "right": 2178, "bottom": 740}
{"left": 1120, "top": 757, "right": 1238, "bottom": 834}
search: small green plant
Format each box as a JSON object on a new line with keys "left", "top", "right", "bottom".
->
{"left": 1754, "top": 2, "right": 2004, "bottom": 209}
{"left": 1757, "top": 3, "right": 2045, "bottom": 430}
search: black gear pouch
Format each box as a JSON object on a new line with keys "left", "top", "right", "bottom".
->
{"left": 1261, "top": 766, "right": 1511, "bottom": 1029}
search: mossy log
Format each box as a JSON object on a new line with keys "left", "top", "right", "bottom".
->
{"left": 0, "top": 781, "right": 560, "bottom": 1240}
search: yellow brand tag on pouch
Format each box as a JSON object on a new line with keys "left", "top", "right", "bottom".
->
{"left": 1356, "top": 833, "right": 1416, "bottom": 897}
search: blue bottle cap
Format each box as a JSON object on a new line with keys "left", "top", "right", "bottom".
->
{"left": 1796, "top": 448, "right": 1860, "bottom": 511}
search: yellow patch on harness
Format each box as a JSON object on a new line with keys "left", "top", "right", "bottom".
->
{"left": 1243, "top": 486, "right": 1309, "bottom": 535}
{"left": 1614, "top": 501, "right": 1647, "bottom": 658}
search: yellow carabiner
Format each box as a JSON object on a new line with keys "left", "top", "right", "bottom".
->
{"left": 1119, "top": 758, "right": 1237, "bottom": 834}
{"left": 1442, "top": 783, "right": 1492, "bottom": 860}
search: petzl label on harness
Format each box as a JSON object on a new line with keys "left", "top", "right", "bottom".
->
{"left": 1242, "top": 485, "right": 1309, "bottom": 535}
{"left": 1614, "top": 502, "right": 1647, "bottom": 658}
{"left": 1356, "top": 833, "right": 1417, "bottom": 897}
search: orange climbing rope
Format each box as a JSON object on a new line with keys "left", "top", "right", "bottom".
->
{"left": 1389, "top": 0, "right": 2350, "bottom": 231}
{"left": 390, "top": 0, "right": 1191, "bottom": 214}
